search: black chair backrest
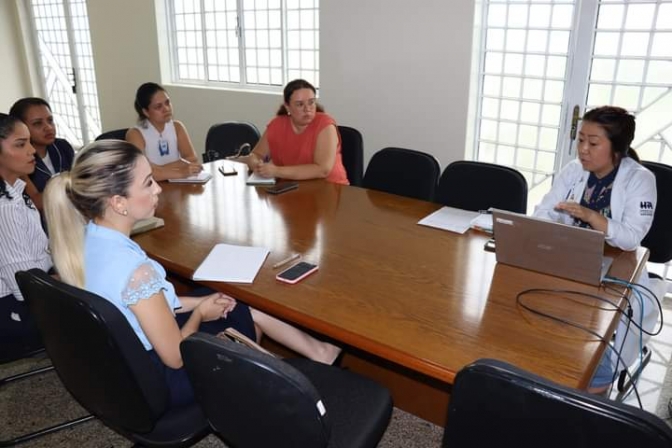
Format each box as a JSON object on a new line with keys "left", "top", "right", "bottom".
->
{"left": 203, "top": 121, "right": 261, "bottom": 162}
{"left": 436, "top": 161, "right": 528, "bottom": 213}
{"left": 363, "top": 147, "right": 440, "bottom": 201}
{"left": 95, "top": 128, "right": 129, "bottom": 141}
{"left": 338, "top": 125, "right": 364, "bottom": 186}
{"left": 641, "top": 161, "right": 672, "bottom": 264}
{"left": 181, "top": 333, "right": 332, "bottom": 447}
{"left": 443, "top": 359, "right": 672, "bottom": 448}
{"left": 16, "top": 269, "right": 169, "bottom": 434}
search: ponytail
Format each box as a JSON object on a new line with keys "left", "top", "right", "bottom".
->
{"left": 627, "top": 147, "right": 641, "bottom": 163}
{"left": 44, "top": 172, "right": 87, "bottom": 288}
{"left": 43, "top": 140, "right": 142, "bottom": 289}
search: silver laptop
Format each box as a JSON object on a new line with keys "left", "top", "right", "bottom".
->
{"left": 491, "top": 209, "right": 612, "bottom": 286}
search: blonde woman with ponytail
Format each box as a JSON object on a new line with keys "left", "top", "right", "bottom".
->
{"left": 44, "top": 140, "right": 340, "bottom": 407}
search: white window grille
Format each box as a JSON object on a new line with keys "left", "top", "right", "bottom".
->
{"left": 472, "top": 0, "right": 672, "bottom": 196}
{"left": 29, "top": 0, "right": 102, "bottom": 146}
{"left": 168, "top": 0, "right": 320, "bottom": 89}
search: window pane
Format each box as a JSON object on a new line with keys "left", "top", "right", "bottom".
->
{"left": 520, "top": 102, "right": 540, "bottom": 123}
{"left": 481, "top": 97, "right": 500, "bottom": 119}
{"left": 646, "top": 61, "right": 672, "bottom": 84}
{"left": 597, "top": 4, "right": 624, "bottom": 29}
{"left": 616, "top": 59, "right": 645, "bottom": 83}
{"left": 485, "top": 52, "right": 504, "bottom": 73}
{"left": 651, "top": 32, "right": 672, "bottom": 58}
{"left": 590, "top": 58, "right": 616, "bottom": 82}
{"left": 620, "top": 32, "right": 650, "bottom": 57}
{"left": 624, "top": 4, "right": 655, "bottom": 30}
{"left": 501, "top": 99, "right": 520, "bottom": 119}
{"left": 169, "top": 0, "right": 319, "bottom": 88}
{"left": 593, "top": 31, "right": 619, "bottom": 56}
{"left": 504, "top": 53, "right": 523, "bottom": 75}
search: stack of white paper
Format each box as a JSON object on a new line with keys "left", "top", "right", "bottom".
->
{"left": 168, "top": 171, "right": 212, "bottom": 184}
{"left": 418, "top": 207, "right": 481, "bottom": 234}
{"left": 193, "top": 243, "right": 270, "bottom": 283}
{"left": 246, "top": 172, "right": 276, "bottom": 185}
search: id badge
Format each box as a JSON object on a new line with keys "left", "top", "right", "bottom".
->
{"left": 158, "top": 139, "right": 169, "bottom": 156}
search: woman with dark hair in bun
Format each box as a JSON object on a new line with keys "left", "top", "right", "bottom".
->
{"left": 534, "top": 106, "right": 658, "bottom": 394}
{"left": 126, "top": 82, "right": 202, "bottom": 181}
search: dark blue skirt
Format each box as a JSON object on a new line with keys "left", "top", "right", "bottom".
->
{"left": 148, "top": 288, "right": 256, "bottom": 408}
{"left": 0, "top": 294, "right": 43, "bottom": 361}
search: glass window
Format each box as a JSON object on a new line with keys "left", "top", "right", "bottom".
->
{"left": 167, "top": 0, "right": 319, "bottom": 89}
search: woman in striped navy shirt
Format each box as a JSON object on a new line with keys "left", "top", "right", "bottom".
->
{"left": 0, "top": 113, "right": 52, "bottom": 354}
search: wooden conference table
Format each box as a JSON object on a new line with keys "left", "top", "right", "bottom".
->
{"left": 134, "top": 160, "right": 647, "bottom": 425}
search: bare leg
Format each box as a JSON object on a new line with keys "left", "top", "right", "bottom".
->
{"left": 588, "top": 384, "right": 610, "bottom": 396}
{"left": 250, "top": 308, "right": 341, "bottom": 364}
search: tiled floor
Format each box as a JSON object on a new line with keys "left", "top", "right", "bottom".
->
{"left": 617, "top": 266, "right": 672, "bottom": 422}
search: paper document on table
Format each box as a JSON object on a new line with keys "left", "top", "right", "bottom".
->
{"left": 193, "top": 244, "right": 270, "bottom": 283}
{"left": 246, "top": 172, "right": 276, "bottom": 185}
{"left": 130, "top": 217, "right": 164, "bottom": 236}
{"left": 168, "top": 171, "right": 212, "bottom": 183}
{"left": 418, "top": 207, "right": 480, "bottom": 234}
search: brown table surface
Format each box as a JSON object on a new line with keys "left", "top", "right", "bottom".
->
{"left": 134, "top": 160, "right": 648, "bottom": 389}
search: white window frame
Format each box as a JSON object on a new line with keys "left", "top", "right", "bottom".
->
{"left": 470, "top": 0, "right": 672, "bottom": 209}
{"left": 165, "top": 0, "right": 320, "bottom": 92}
{"left": 25, "top": 0, "right": 102, "bottom": 146}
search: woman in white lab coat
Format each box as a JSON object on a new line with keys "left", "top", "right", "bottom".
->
{"left": 534, "top": 106, "right": 658, "bottom": 393}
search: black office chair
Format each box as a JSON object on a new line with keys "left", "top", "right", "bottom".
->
{"left": 363, "top": 147, "right": 440, "bottom": 201}
{"left": 338, "top": 125, "right": 364, "bottom": 186}
{"left": 94, "top": 128, "right": 129, "bottom": 141}
{"left": 615, "top": 161, "right": 672, "bottom": 397}
{"left": 435, "top": 161, "right": 528, "bottom": 213}
{"left": 443, "top": 359, "right": 672, "bottom": 448}
{"left": 15, "top": 269, "right": 210, "bottom": 447}
{"left": 203, "top": 121, "right": 261, "bottom": 162}
{"left": 181, "top": 332, "right": 393, "bottom": 448}
{"left": 641, "top": 161, "right": 672, "bottom": 265}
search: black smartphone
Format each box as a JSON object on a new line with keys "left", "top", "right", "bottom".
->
{"left": 266, "top": 182, "right": 299, "bottom": 195}
{"left": 275, "top": 261, "right": 318, "bottom": 284}
{"left": 484, "top": 238, "right": 496, "bottom": 253}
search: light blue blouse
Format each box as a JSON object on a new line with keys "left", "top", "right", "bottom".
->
{"left": 84, "top": 221, "right": 181, "bottom": 350}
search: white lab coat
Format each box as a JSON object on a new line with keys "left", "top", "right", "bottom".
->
{"left": 534, "top": 156, "right": 658, "bottom": 373}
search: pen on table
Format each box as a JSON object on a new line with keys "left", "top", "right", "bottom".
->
{"left": 273, "top": 253, "right": 301, "bottom": 269}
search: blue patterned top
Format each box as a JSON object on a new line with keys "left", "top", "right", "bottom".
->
{"left": 84, "top": 221, "right": 181, "bottom": 350}
{"left": 574, "top": 165, "right": 619, "bottom": 228}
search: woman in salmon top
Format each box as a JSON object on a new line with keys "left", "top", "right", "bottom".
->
{"left": 243, "top": 79, "right": 349, "bottom": 185}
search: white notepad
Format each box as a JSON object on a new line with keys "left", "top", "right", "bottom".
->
{"left": 192, "top": 243, "right": 270, "bottom": 283}
{"left": 418, "top": 207, "right": 480, "bottom": 234}
{"left": 246, "top": 172, "right": 276, "bottom": 185}
{"left": 168, "top": 171, "right": 212, "bottom": 184}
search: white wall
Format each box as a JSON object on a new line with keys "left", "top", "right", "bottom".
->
{"left": 321, "top": 0, "right": 475, "bottom": 168}
{"left": 0, "top": 1, "right": 30, "bottom": 111}
{"left": 7, "top": 0, "right": 476, "bottom": 169}
{"left": 87, "top": 0, "right": 475, "bottom": 167}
